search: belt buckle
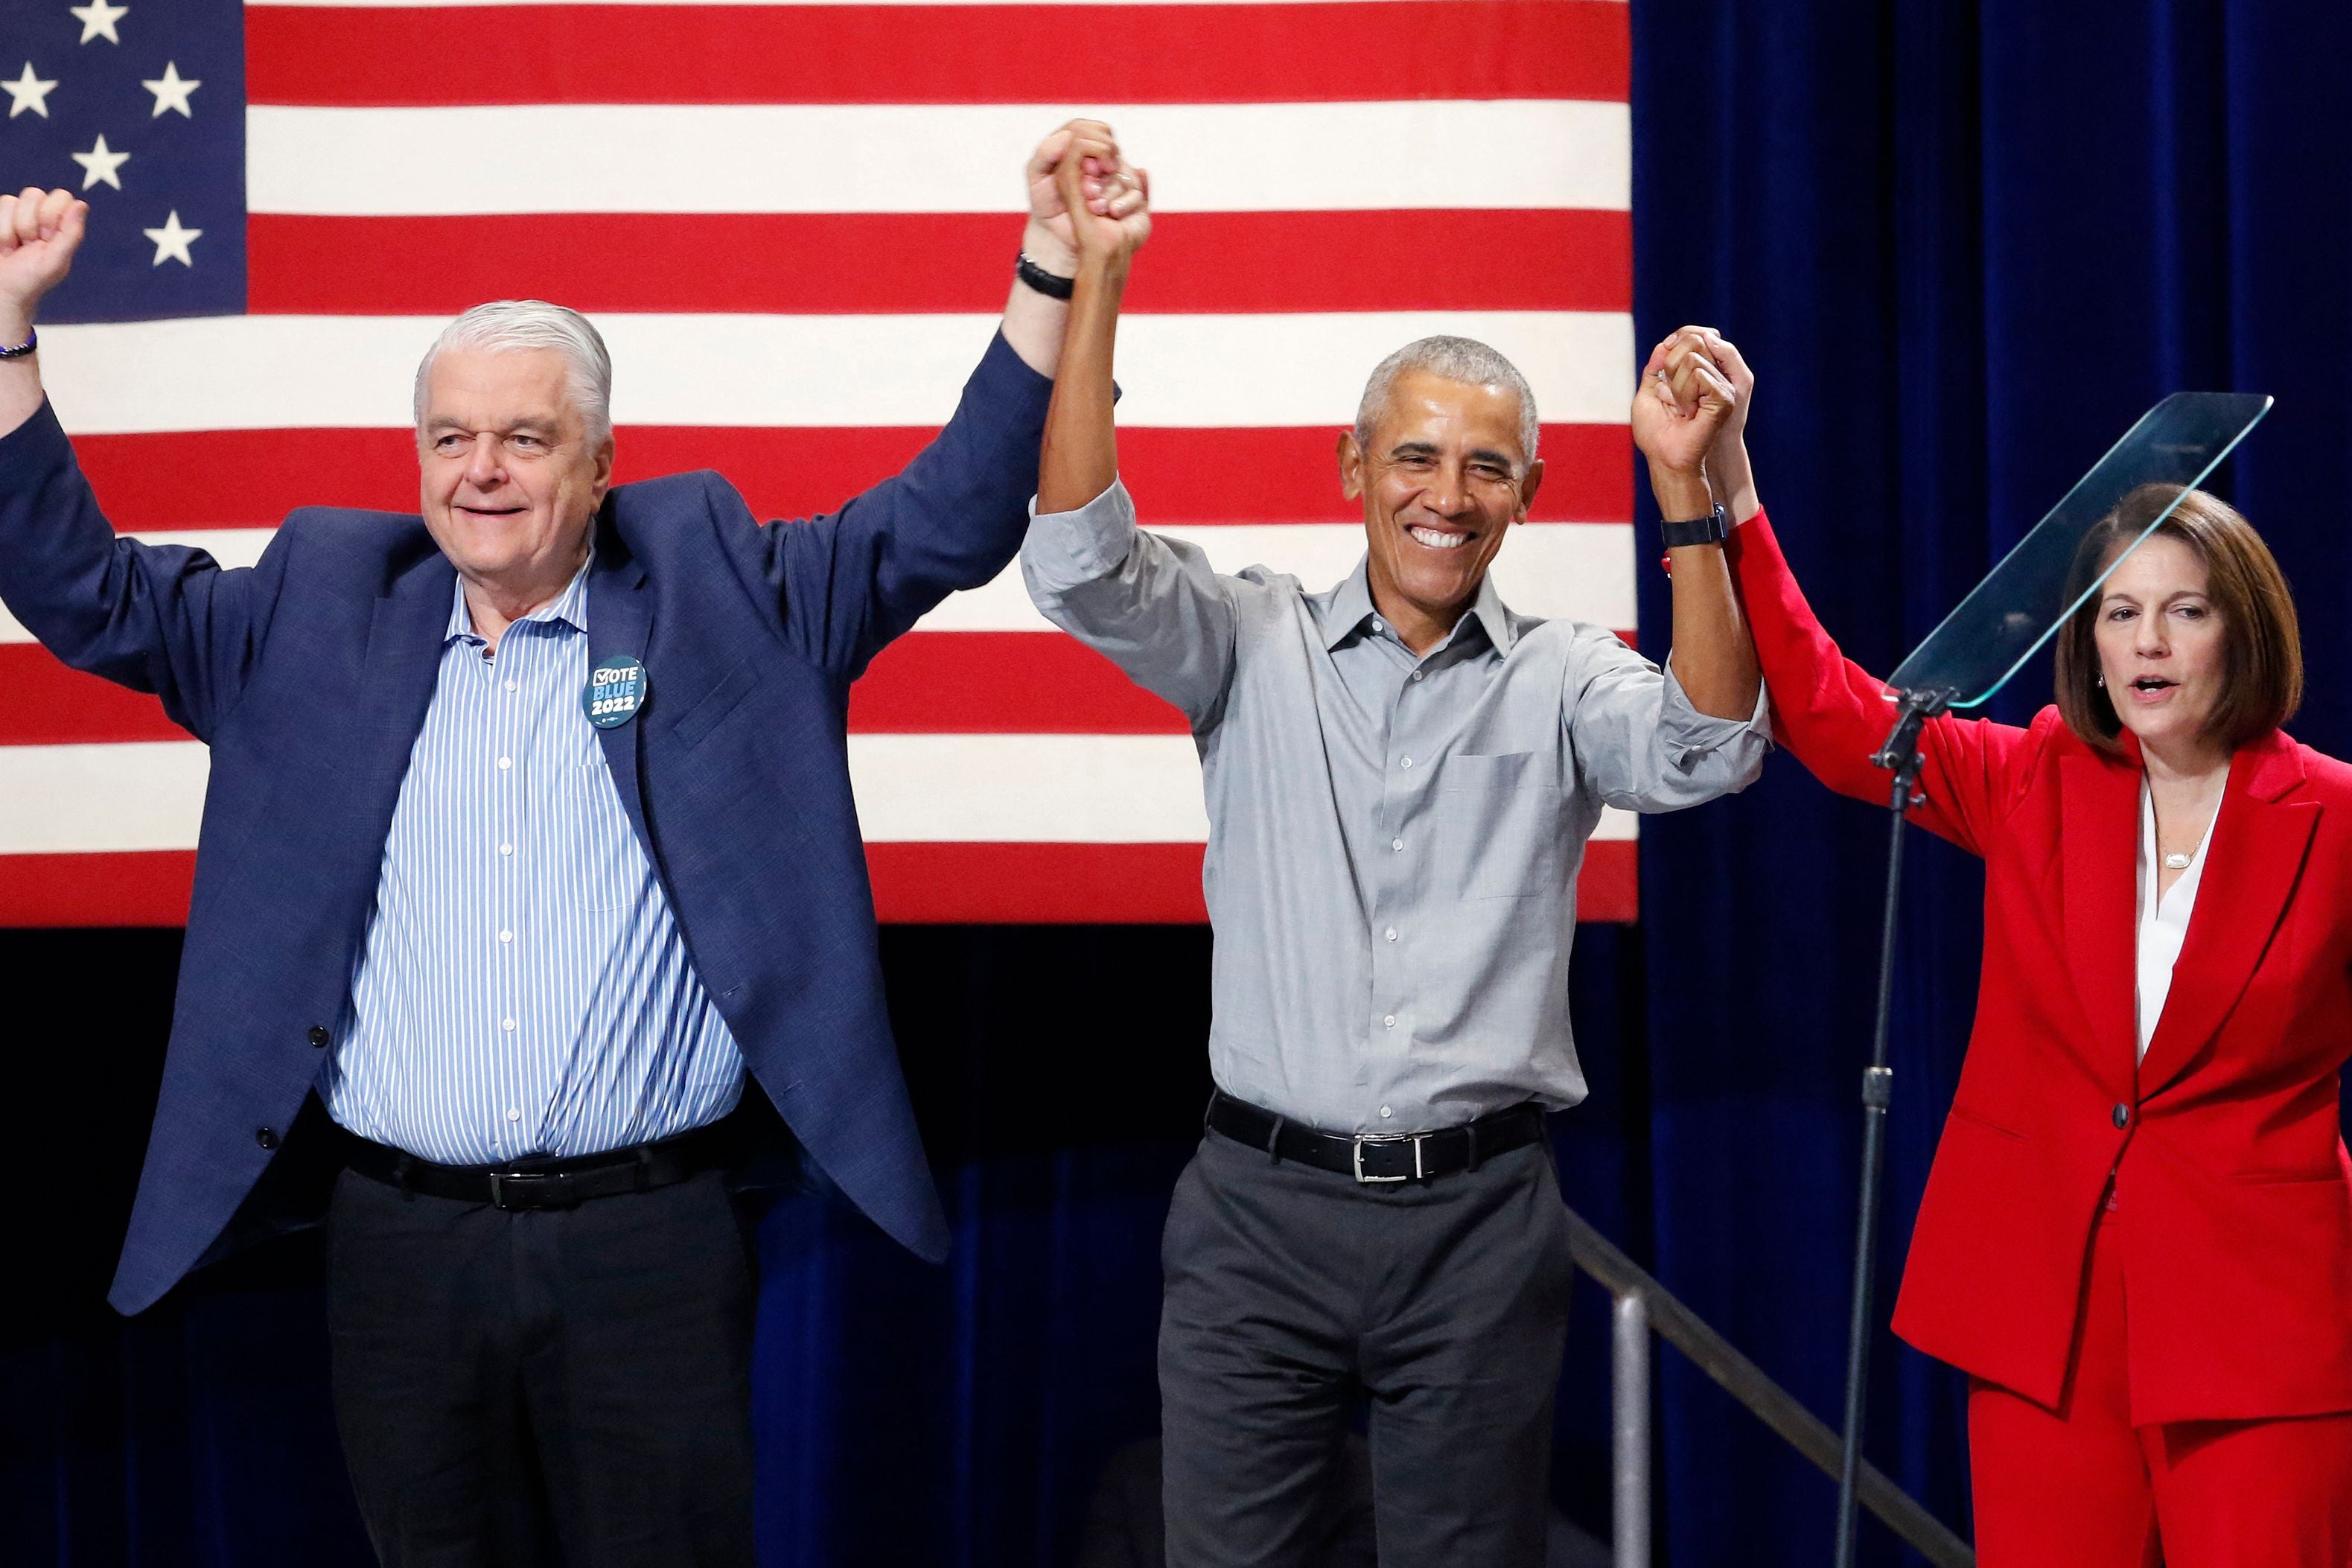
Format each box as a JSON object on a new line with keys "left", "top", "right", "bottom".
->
{"left": 487, "top": 1170, "right": 557, "bottom": 1210}
{"left": 1351, "top": 1132, "right": 1424, "bottom": 1184}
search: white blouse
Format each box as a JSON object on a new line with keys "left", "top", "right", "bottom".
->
{"left": 2135, "top": 774, "right": 2222, "bottom": 1062}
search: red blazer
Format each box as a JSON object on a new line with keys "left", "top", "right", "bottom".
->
{"left": 1727, "top": 511, "right": 2352, "bottom": 1424}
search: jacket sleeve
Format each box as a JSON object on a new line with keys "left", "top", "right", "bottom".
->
{"left": 1724, "top": 509, "right": 2043, "bottom": 858}
{"left": 763, "top": 330, "right": 1051, "bottom": 682}
{"left": 0, "top": 401, "right": 288, "bottom": 743}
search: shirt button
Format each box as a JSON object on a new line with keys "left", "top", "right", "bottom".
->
{"left": 2112, "top": 1103, "right": 2130, "bottom": 1129}
{"left": 1371, "top": 617, "right": 1385, "bottom": 633}
{"left": 499, "top": 843, "right": 514, "bottom": 856}
{"left": 1383, "top": 1015, "right": 1397, "bottom": 1029}
{"left": 497, "top": 756, "right": 512, "bottom": 771}
{"left": 1379, "top": 1106, "right": 1393, "bottom": 1119}
{"left": 498, "top": 930, "right": 513, "bottom": 944}
{"left": 1385, "top": 927, "right": 1398, "bottom": 942}
{"left": 1391, "top": 838, "right": 1403, "bottom": 852}
{"left": 1410, "top": 670, "right": 1424, "bottom": 682}
{"left": 505, "top": 1108, "right": 521, "bottom": 1124}
{"left": 1400, "top": 756, "right": 1413, "bottom": 769}
{"left": 504, "top": 679, "right": 518, "bottom": 692}
{"left": 502, "top": 1017, "right": 517, "bottom": 1032}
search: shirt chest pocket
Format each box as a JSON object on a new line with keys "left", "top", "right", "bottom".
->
{"left": 1436, "top": 751, "right": 1562, "bottom": 901}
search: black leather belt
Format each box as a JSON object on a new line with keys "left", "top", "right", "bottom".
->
{"left": 1205, "top": 1089, "right": 1546, "bottom": 1182}
{"left": 340, "top": 1120, "right": 734, "bottom": 1211}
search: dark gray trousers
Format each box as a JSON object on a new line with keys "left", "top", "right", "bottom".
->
{"left": 1159, "top": 1126, "right": 1575, "bottom": 1568}
{"left": 325, "top": 1167, "right": 756, "bottom": 1568}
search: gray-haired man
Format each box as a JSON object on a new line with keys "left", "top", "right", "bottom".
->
{"left": 1023, "top": 336, "right": 1768, "bottom": 1564}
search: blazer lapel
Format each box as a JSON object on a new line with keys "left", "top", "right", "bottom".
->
{"left": 2059, "top": 745, "right": 2144, "bottom": 1097}
{"left": 353, "top": 555, "right": 456, "bottom": 809}
{"left": 2138, "top": 733, "right": 2319, "bottom": 1097}
{"left": 587, "top": 516, "right": 657, "bottom": 852}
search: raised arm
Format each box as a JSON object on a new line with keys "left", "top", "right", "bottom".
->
{"left": 0, "top": 187, "right": 284, "bottom": 739}
{"left": 1019, "top": 144, "right": 1241, "bottom": 729}
{"left": 1660, "top": 326, "right": 2040, "bottom": 856}
{"left": 768, "top": 121, "right": 1152, "bottom": 679}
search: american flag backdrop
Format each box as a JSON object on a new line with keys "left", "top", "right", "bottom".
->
{"left": 0, "top": 0, "right": 1634, "bottom": 928}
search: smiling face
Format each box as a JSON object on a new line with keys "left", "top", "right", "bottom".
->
{"left": 418, "top": 346, "right": 614, "bottom": 605}
{"left": 2092, "top": 532, "right": 2228, "bottom": 756}
{"left": 1339, "top": 369, "right": 1543, "bottom": 646}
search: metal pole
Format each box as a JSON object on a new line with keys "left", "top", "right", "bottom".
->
{"left": 1613, "top": 1290, "right": 1651, "bottom": 1568}
{"left": 1833, "top": 689, "right": 1942, "bottom": 1568}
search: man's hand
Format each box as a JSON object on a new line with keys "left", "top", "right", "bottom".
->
{"left": 1023, "top": 119, "right": 1140, "bottom": 276}
{"left": 1052, "top": 134, "right": 1150, "bottom": 276}
{"left": 1640, "top": 326, "right": 1760, "bottom": 523}
{"left": 0, "top": 188, "right": 86, "bottom": 342}
{"left": 1632, "top": 325, "right": 1738, "bottom": 520}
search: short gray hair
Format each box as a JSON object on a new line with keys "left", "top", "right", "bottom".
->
{"left": 1352, "top": 336, "right": 1540, "bottom": 467}
{"left": 413, "top": 299, "right": 614, "bottom": 448}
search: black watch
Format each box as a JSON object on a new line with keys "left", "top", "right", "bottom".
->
{"left": 1015, "top": 252, "right": 1075, "bottom": 301}
{"left": 1660, "top": 503, "right": 1728, "bottom": 549}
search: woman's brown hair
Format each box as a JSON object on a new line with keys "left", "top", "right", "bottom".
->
{"left": 2053, "top": 484, "right": 2302, "bottom": 752}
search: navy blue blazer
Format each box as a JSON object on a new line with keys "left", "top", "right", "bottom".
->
{"left": 0, "top": 331, "right": 1051, "bottom": 1314}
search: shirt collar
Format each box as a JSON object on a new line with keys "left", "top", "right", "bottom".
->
{"left": 446, "top": 556, "right": 593, "bottom": 646}
{"left": 1320, "top": 558, "right": 1519, "bottom": 659}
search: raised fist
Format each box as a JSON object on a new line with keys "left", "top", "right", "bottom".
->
{"left": 1024, "top": 119, "right": 1146, "bottom": 275}
{"left": 0, "top": 188, "right": 89, "bottom": 333}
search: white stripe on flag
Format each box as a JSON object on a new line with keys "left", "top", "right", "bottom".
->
{"left": 246, "top": 101, "right": 1630, "bottom": 216}
{"left": 0, "top": 524, "right": 1634, "bottom": 643}
{"left": 0, "top": 737, "right": 1639, "bottom": 852}
{"left": 39, "top": 312, "right": 1634, "bottom": 433}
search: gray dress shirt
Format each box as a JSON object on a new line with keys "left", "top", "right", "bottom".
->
{"left": 1022, "top": 479, "right": 1769, "bottom": 1135}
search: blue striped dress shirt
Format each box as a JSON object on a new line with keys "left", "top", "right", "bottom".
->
{"left": 319, "top": 561, "right": 746, "bottom": 1165}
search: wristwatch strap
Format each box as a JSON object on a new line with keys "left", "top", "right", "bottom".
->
{"left": 1014, "top": 252, "right": 1075, "bottom": 301}
{"left": 1660, "top": 503, "right": 1728, "bottom": 549}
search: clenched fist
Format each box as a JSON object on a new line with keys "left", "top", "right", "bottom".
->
{"left": 1053, "top": 133, "right": 1150, "bottom": 275}
{"left": 0, "top": 188, "right": 88, "bottom": 339}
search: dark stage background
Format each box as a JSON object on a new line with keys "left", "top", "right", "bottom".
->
{"left": 10, "top": 1, "right": 2352, "bottom": 1563}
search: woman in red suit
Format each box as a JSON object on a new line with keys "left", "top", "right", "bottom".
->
{"left": 1639, "top": 326, "right": 2352, "bottom": 1564}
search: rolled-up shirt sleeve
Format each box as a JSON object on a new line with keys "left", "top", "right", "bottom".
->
{"left": 1021, "top": 477, "right": 1240, "bottom": 729}
{"left": 1564, "top": 625, "right": 1771, "bottom": 811}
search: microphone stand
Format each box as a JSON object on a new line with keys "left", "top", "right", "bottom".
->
{"left": 1831, "top": 686, "right": 1948, "bottom": 1568}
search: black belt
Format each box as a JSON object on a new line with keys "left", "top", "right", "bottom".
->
{"left": 340, "top": 1120, "right": 735, "bottom": 1211}
{"left": 1205, "top": 1089, "right": 1546, "bottom": 1182}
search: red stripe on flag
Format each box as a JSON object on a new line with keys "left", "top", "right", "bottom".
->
{"left": 247, "top": 2, "right": 1628, "bottom": 107}
{"left": 0, "top": 852, "right": 196, "bottom": 927}
{"left": 0, "top": 651, "right": 182, "bottom": 745}
{"left": 864, "top": 838, "right": 1636, "bottom": 922}
{"left": 0, "top": 839, "right": 1633, "bottom": 928}
{"left": 851, "top": 634, "right": 1187, "bottom": 733}
{"left": 73, "top": 424, "right": 1631, "bottom": 532}
{"left": 248, "top": 211, "right": 1631, "bottom": 317}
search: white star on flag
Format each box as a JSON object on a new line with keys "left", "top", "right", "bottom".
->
{"left": 140, "top": 61, "right": 197, "bottom": 118}
{"left": 141, "top": 211, "right": 200, "bottom": 267}
{"left": 69, "top": 0, "right": 128, "bottom": 45}
{"left": 3, "top": 63, "right": 57, "bottom": 118}
{"left": 71, "top": 133, "right": 129, "bottom": 191}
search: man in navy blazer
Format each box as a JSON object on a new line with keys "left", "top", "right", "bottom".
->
{"left": 0, "top": 123, "right": 1150, "bottom": 1567}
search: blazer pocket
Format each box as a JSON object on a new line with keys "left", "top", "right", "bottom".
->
{"left": 1438, "top": 751, "right": 1559, "bottom": 901}
{"left": 1944, "top": 1103, "right": 2027, "bottom": 1142}
{"left": 669, "top": 657, "right": 762, "bottom": 749}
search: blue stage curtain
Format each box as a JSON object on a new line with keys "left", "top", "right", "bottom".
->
{"left": 1630, "top": 0, "right": 2352, "bottom": 1561}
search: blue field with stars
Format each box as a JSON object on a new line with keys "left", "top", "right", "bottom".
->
{"left": 0, "top": 0, "right": 244, "bottom": 322}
